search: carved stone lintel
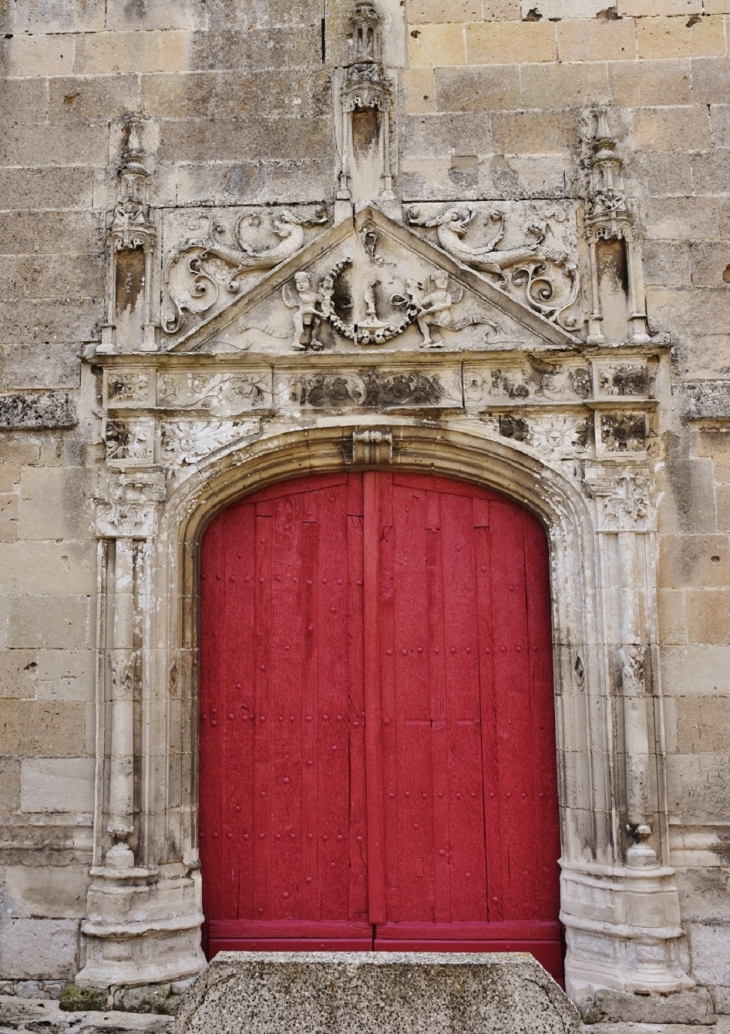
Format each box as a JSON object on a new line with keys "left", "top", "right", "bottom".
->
{"left": 348, "top": 428, "right": 393, "bottom": 464}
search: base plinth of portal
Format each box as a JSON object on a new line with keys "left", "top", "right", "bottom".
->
{"left": 173, "top": 951, "right": 580, "bottom": 1034}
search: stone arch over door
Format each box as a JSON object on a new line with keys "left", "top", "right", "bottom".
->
{"left": 77, "top": 421, "right": 692, "bottom": 1000}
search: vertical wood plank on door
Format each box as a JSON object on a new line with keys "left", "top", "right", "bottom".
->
{"left": 253, "top": 501, "right": 273, "bottom": 922}
{"left": 439, "top": 488, "right": 487, "bottom": 923}
{"left": 364, "top": 472, "right": 386, "bottom": 926}
{"left": 300, "top": 490, "right": 320, "bottom": 920}
{"left": 347, "top": 475, "right": 369, "bottom": 924}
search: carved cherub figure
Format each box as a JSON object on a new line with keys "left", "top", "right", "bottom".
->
{"left": 413, "top": 270, "right": 463, "bottom": 348}
{"left": 282, "top": 271, "right": 325, "bottom": 351}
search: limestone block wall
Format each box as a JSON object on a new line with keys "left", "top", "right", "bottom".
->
{"left": 0, "top": 0, "right": 728, "bottom": 1005}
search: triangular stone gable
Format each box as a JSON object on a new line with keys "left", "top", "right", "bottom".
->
{"left": 166, "top": 205, "right": 581, "bottom": 357}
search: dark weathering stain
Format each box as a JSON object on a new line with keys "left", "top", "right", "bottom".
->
{"left": 116, "top": 249, "right": 146, "bottom": 314}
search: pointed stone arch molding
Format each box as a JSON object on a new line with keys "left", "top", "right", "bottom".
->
{"left": 79, "top": 415, "right": 694, "bottom": 1001}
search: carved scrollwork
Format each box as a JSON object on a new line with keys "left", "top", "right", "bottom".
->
{"left": 162, "top": 209, "right": 328, "bottom": 334}
{"left": 597, "top": 363, "right": 648, "bottom": 397}
{"left": 407, "top": 205, "right": 580, "bottom": 331}
{"left": 107, "top": 373, "right": 151, "bottom": 405}
{"left": 286, "top": 369, "right": 459, "bottom": 409}
{"left": 157, "top": 372, "right": 270, "bottom": 415}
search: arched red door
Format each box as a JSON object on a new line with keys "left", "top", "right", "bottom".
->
{"left": 199, "top": 472, "right": 562, "bottom": 977}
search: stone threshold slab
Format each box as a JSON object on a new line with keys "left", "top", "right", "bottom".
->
{"left": 173, "top": 951, "right": 580, "bottom": 1034}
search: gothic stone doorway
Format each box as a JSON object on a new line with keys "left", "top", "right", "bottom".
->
{"left": 199, "top": 471, "right": 562, "bottom": 977}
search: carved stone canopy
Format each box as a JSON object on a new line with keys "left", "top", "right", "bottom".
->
{"left": 164, "top": 205, "right": 580, "bottom": 358}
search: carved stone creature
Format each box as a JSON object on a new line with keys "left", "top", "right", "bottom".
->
{"left": 163, "top": 209, "right": 327, "bottom": 334}
{"left": 406, "top": 271, "right": 497, "bottom": 349}
{"left": 282, "top": 272, "right": 326, "bottom": 351}
{"left": 408, "top": 206, "right": 580, "bottom": 330}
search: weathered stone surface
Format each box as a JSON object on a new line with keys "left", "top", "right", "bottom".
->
{"left": 174, "top": 953, "right": 580, "bottom": 1034}
{"left": 585, "top": 986, "right": 716, "bottom": 1025}
{"left": 0, "top": 393, "right": 76, "bottom": 431}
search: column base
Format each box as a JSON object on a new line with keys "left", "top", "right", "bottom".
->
{"left": 76, "top": 868, "right": 205, "bottom": 989}
{"left": 561, "top": 860, "right": 695, "bottom": 1000}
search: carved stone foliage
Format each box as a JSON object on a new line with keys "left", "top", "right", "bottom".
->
{"left": 465, "top": 359, "right": 592, "bottom": 407}
{"left": 105, "top": 418, "right": 155, "bottom": 464}
{"left": 161, "top": 206, "right": 328, "bottom": 338}
{"left": 107, "top": 372, "right": 152, "bottom": 405}
{"left": 495, "top": 412, "right": 592, "bottom": 459}
{"left": 599, "top": 412, "right": 647, "bottom": 453}
{"left": 585, "top": 470, "right": 654, "bottom": 531}
{"left": 406, "top": 201, "right": 581, "bottom": 333}
{"left": 157, "top": 371, "right": 272, "bottom": 416}
{"left": 595, "top": 362, "right": 648, "bottom": 398}
{"left": 95, "top": 470, "right": 166, "bottom": 538}
{"left": 159, "top": 420, "right": 259, "bottom": 470}
{"left": 280, "top": 366, "right": 462, "bottom": 410}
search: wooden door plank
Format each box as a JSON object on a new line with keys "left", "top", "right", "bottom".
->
{"left": 252, "top": 505, "right": 273, "bottom": 922}
{"left": 347, "top": 474, "right": 368, "bottom": 923}
{"left": 363, "top": 471, "right": 387, "bottom": 926}
{"left": 300, "top": 495, "right": 320, "bottom": 919}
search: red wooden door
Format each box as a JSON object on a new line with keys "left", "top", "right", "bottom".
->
{"left": 199, "top": 472, "right": 562, "bottom": 976}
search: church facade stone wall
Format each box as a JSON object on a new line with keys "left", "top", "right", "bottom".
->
{"left": 1, "top": 0, "right": 729, "bottom": 1017}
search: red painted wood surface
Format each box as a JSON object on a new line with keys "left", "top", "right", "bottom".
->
{"left": 199, "top": 472, "right": 561, "bottom": 976}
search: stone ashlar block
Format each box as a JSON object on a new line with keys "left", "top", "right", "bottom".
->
{"left": 587, "top": 987, "right": 714, "bottom": 1024}
{"left": 20, "top": 757, "right": 95, "bottom": 814}
{"left": 0, "top": 649, "right": 38, "bottom": 699}
{"left": 173, "top": 158, "right": 333, "bottom": 207}
{"left": 174, "top": 953, "right": 581, "bottom": 1034}
{"left": 106, "top": 0, "right": 207, "bottom": 30}
{"left": 0, "top": 393, "right": 76, "bottom": 432}
{"left": 632, "top": 105, "right": 711, "bottom": 151}
{"left": 693, "top": 149, "right": 730, "bottom": 195}
{"left": 520, "top": 61, "right": 610, "bottom": 109}
{"left": 6, "top": 597, "right": 91, "bottom": 651}
{"left": 191, "top": 25, "right": 322, "bottom": 72}
{"left": 434, "top": 65, "right": 522, "bottom": 112}
{"left": 157, "top": 117, "right": 332, "bottom": 164}
{"left": 202, "top": 0, "right": 322, "bottom": 29}
{"left": 0, "top": 493, "right": 18, "bottom": 542}
{"left": 408, "top": 23, "right": 466, "bottom": 67}
{"left": 689, "top": 240, "right": 730, "bottom": 285}
{"left": 0, "top": 919, "right": 78, "bottom": 980}
{"left": 688, "top": 922, "right": 730, "bottom": 986}
{"left": 657, "top": 588, "right": 688, "bottom": 645}
{"left": 4, "top": 34, "right": 75, "bottom": 77}
{"left": 619, "top": 0, "right": 701, "bottom": 12}
{"left": 556, "top": 18, "right": 637, "bottom": 63}
{"left": 0, "top": 168, "right": 94, "bottom": 212}
{"left": 0, "top": 700, "right": 88, "bottom": 756}
{"left": 643, "top": 240, "right": 691, "bottom": 287}
{"left": 0, "top": 542, "right": 95, "bottom": 595}
{"left": 662, "top": 644, "right": 730, "bottom": 694}
{"left": 522, "top": 0, "right": 613, "bottom": 16}
{"left": 73, "top": 30, "right": 192, "bottom": 75}
{"left": 408, "top": 0, "right": 481, "bottom": 22}
{"left": 18, "top": 468, "right": 94, "bottom": 542}
{"left": 637, "top": 150, "right": 694, "bottom": 196}
{"left": 402, "top": 113, "right": 492, "bottom": 159}
{"left": 2, "top": 865, "right": 90, "bottom": 919}
{"left": 0, "top": 345, "right": 81, "bottom": 391}
{"left": 658, "top": 533, "right": 730, "bottom": 588}
{"left": 12, "top": 0, "right": 105, "bottom": 32}
{"left": 0, "top": 298, "right": 104, "bottom": 346}
{"left": 692, "top": 56, "right": 730, "bottom": 103}
{"left": 36, "top": 649, "right": 95, "bottom": 702}
{"left": 660, "top": 454, "right": 718, "bottom": 535}
{"left": 48, "top": 75, "right": 141, "bottom": 124}
{"left": 0, "top": 78, "right": 49, "bottom": 125}
{"left": 141, "top": 69, "right": 330, "bottom": 121}
{"left": 685, "top": 588, "right": 730, "bottom": 644}
{"left": 0, "top": 212, "right": 103, "bottom": 255}
{"left": 0, "top": 757, "right": 21, "bottom": 814}
{"left": 402, "top": 67, "right": 436, "bottom": 114}
{"left": 491, "top": 110, "right": 575, "bottom": 154}
{"left": 482, "top": 0, "right": 521, "bottom": 17}
{"left": 642, "top": 197, "right": 722, "bottom": 240}
{"left": 637, "top": 15, "right": 726, "bottom": 60}
{"left": 710, "top": 104, "right": 730, "bottom": 147}
{"left": 465, "top": 21, "right": 557, "bottom": 64}
{"left": 676, "top": 695, "right": 730, "bottom": 753}
{"left": 608, "top": 58, "right": 692, "bottom": 106}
